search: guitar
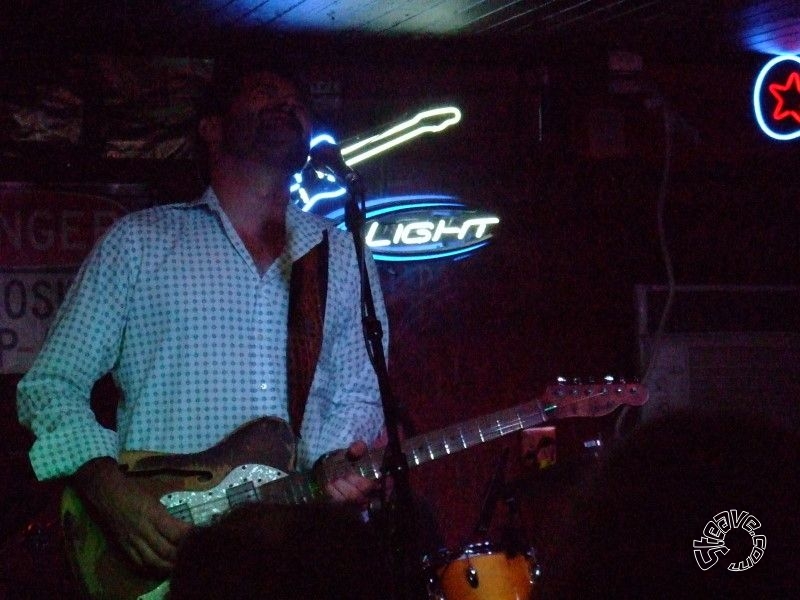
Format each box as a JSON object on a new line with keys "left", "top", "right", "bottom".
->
{"left": 61, "top": 379, "right": 648, "bottom": 600}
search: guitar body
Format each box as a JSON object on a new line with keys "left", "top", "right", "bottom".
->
{"left": 61, "top": 416, "right": 297, "bottom": 600}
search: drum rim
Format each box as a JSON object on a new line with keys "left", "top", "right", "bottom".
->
{"left": 424, "top": 540, "right": 536, "bottom": 565}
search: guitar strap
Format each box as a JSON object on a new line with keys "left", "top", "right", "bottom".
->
{"left": 287, "top": 230, "right": 329, "bottom": 438}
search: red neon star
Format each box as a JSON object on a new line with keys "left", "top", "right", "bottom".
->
{"left": 769, "top": 71, "right": 800, "bottom": 124}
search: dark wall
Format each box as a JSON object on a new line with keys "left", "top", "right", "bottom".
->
{"left": 349, "top": 49, "right": 800, "bottom": 552}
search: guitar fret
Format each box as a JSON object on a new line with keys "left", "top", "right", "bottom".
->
{"left": 260, "top": 474, "right": 315, "bottom": 506}
{"left": 428, "top": 437, "right": 443, "bottom": 459}
{"left": 498, "top": 410, "right": 516, "bottom": 435}
{"left": 463, "top": 426, "right": 481, "bottom": 447}
{"left": 437, "top": 437, "right": 448, "bottom": 456}
{"left": 478, "top": 416, "right": 497, "bottom": 441}
{"left": 438, "top": 426, "right": 459, "bottom": 455}
{"left": 499, "top": 413, "right": 512, "bottom": 435}
{"left": 536, "top": 401, "right": 548, "bottom": 425}
{"left": 450, "top": 426, "right": 464, "bottom": 452}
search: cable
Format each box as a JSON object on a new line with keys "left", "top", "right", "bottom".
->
{"left": 642, "top": 102, "right": 677, "bottom": 387}
{"left": 616, "top": 98, "right": 676, "bottom": 439}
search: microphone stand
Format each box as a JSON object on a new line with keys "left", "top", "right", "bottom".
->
{"left": 472, "top": 447, "right": 510, "bottom": 539}
{"left": 342, "top": 173, "right": 425, "bottom": 600}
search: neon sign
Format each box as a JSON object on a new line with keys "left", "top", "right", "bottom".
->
{"left": 340, "top": 107, "right": 461, "bottom": 167}
{"left": 330, "top": 196, "right": 500, "bottom": 262}
{"left": 289, "top": 105, "right": 500, "bottom": 262}
{"left": 291, "top": 107, "right": 462, "bottom": 211}
{"left": 753, "top": 55, "right": 800, "bottom": 140}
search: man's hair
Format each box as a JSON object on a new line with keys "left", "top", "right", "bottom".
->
{"left": 191, "top": 52, "right": 311, "bottom": 182}
{"left": 198, "top": 52, "right": 311, "bottom": 119}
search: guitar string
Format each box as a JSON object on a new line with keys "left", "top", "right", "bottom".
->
{"left": 177, "top": 388, "right": 629, "bottom": 523}
{"left": 175, "top": 388, "right": 632, "bottom": 522}
{"left": 172, "top": 386, "right": 642, "bottom": 522}
{"left": 321, "top": 386, "right": 639, "bottom": 480}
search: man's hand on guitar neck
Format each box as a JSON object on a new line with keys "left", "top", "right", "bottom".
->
{"left": 319, "top": 440, "right": 378, "bottom": 507}
{"left": 73, "top": 457, "right": 193, "bottom": 574}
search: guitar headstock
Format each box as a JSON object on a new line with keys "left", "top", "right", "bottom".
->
{"left": 540, "top": 376, "right": 648, "bottom": 420}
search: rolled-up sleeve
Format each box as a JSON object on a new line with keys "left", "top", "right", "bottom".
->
{"left": 17, "top": 221, "right": 137, "bottom": 480}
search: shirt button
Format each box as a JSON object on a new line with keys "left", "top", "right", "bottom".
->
{"left": 259, "top": 382, "right": 268, "bottom": 390}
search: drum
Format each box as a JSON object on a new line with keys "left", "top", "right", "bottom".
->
{"left": 425, "top": 542, "right": 540, "bottom": 600}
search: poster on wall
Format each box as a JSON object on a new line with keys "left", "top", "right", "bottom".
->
{"left": 0, "top": 183, "right": 151, "bottom": 373}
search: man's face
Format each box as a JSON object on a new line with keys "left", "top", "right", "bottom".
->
{"left": 217, "top": 70, "right": 312, "bottom": 173}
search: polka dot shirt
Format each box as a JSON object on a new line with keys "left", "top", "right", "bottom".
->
{"left": 17, "top": 187, "right": 387, "bottom": 479}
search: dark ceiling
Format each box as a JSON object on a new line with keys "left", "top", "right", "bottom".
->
{"left": 4, "top": 0, "right": 800, "bottom": 62}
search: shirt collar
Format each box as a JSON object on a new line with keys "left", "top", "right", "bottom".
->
{"left": 286, "top": 201, "right": 330, "bottom": 261}
{"left": 195, "top": 186, "right": 328, "bottom": 262}
{"left": 192, "top": 186, "right": 224, "bottom": 214}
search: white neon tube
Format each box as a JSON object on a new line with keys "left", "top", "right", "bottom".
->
{"left": 340, "top": 106, "right": 462, "bottom": 166}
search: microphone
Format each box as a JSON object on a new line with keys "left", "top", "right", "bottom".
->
{"left": 308, "top": 140, "right": 363, "bottom": 190}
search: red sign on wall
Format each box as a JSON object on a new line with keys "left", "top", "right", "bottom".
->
{"left": 0, "top": 184, "right": 131, "bottom": 372}
{"left": 0, "top": 185, "right": 125, "bottom": 268}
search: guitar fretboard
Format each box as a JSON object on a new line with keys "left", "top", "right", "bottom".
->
{"left": 165, "top": 382, "right": 645, "bottom": 521}
{"left": 236, "top": 382, "right": 646, "bottom": 510}
{"left": 326, "top": 398, "right": 549, "bottom": 483}
{"left": 245, "top": 400, "right": 548, "bottom": 507}
{"left": 257, "top": 472, "right": 321, "bottom": 505}
{"left": 404, "top": 398, "right": 548, "bottom": 467}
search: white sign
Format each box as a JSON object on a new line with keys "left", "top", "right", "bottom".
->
{"left": 0, "top": 269, "right": 74, "bottom": 372}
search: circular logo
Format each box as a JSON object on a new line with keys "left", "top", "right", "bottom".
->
{"left": 693, "top": 510, "right": 766, "bottom": 571}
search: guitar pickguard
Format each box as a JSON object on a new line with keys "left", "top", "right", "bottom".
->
{"left": 161, "top": 464, "right": 288, "bottom": 526}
